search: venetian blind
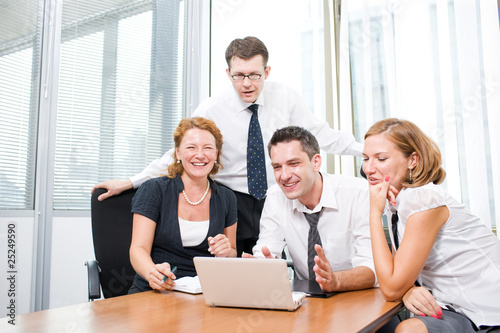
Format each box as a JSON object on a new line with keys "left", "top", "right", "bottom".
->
{"left": 0, "top": 0, "right": 41, "bottom": 210}
{"left": 53, "top": 0, "right": 186, "bottom": 209}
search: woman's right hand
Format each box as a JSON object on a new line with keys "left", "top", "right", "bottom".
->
{"left": 402, "top": 286, "right": 442, "bottom": 319}
{"left": 148, "top": 263, "right": 176, "bottom": 291}
{"left": 369, "top": 176, "right": 399, "bottom": 214}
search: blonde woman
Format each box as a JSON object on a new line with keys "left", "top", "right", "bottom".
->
{"left": 363, "top": 118, "right": 500, "bottom": 332}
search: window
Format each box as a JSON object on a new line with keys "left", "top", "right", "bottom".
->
{"left": 0, "top": 0, "right": 41, "bottom": 210}
{"left": 54, "top": 0, "right": 186, "bottom": 209}
{"left": 0, "top": 0, "right": 188, "bottom": 210}
{"left": 210, "top": 0, "right": 326, "bottom": 120}
{"left": 342, "top": 0, "right": 499, "bottom": 231}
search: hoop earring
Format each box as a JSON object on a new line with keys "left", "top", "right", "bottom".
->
{"left": 409, "top": 169, "right": 413, "bottom": 184}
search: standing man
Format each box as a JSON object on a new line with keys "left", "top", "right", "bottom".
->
{"left": 245, "top": 126, "right": 375, "bottom": 292}
{"left": 92, "top": 37, "right": 363, "bottom": 256}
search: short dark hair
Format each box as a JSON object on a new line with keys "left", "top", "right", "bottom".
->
{"left": 225, "top": 36, "right": 269, "bottom": 69}
{"left": 268, "top": 126, "right": 320, "bottom": 159}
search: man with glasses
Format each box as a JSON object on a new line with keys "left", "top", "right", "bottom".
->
{"left": 92, "top": 36, "right": 363, "bottom": 256}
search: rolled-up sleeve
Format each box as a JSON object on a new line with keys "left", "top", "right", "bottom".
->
{"left": 351, "top": 185, "right": 377, "bottom": 286}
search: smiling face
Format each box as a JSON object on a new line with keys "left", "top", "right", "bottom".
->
{"left": 175, "top": 128, "right": 217, "bottom": 180}
{"left": 270, "top": 140, "right": 322, "bottom": 209}
{"left": 226, "top": 55, "right": 270, "bottom": 104}
{"left": 362, "top": 134, "right": 416, "bottom": 192}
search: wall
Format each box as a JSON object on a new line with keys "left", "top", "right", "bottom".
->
{"left": 0, "top": 215, "right": 95, "bottom": 319}
{"left": 0, "top": 216, "right": 34, "bottom": 317}
{"left": 48, "top": 216, "right": 95, "bottom": 309}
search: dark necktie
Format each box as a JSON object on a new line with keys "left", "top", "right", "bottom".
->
{"left": 304, "top": 210, "right": 322, "bottom": 280}
{"left": 247, "top": 104, "right": 267, "bottom": 200}
{"left": 391, "top": 212, "right": 420, "bottom": 286}
{"left": 391, "top": 212, "right": 399, "bottom": 250}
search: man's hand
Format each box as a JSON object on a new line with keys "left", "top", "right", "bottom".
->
{"left": 313, "top": 244, "right": 339, "bottom": 292}
{"left": 91, "top": 179, "right": 133, "bottom": 201}
{"left": 241, "top": 246, "right": 275, "bottom": 259}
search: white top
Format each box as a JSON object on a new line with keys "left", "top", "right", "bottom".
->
{"left": 178, "top": 217, "right": 209, "bottom": 247}
{"left": 252, "top": 172, "right": 376, "bottom": 283}
{"left": 130, "top": 81, "right": 363, "bottom": 193}
{"left": 388, "top": 183, "right": 500, "bottom": 327}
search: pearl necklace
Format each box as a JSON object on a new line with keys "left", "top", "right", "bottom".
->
{"left": 182, "top": 180, "right": 210, "bottom": 206}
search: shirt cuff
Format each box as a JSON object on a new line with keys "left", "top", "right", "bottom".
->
{"left": 130, "top": 173, "right": 150, "bottom": 189}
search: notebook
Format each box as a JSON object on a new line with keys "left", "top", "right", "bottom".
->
{"left": 291, "top": 279, "right": 336, "bottom": 298}
{"left": 173, "top": 276, "right": 202, "bottom": 294}
{"left": 193, "top": 257, "right": 306, "bottom": 311}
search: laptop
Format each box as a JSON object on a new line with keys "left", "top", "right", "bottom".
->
{"left": 193, "top": 257, "right": 306, "bottom": 311}
{"left": 292, "top": 279, "right": 336, "bottom": 298}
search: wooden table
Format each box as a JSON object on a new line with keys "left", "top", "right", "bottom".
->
{"left": 2, "top": 288, "right": 403, "bottom": 332}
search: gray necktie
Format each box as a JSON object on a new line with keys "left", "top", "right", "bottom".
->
{"left": 304, "top": 210, "right": 322, "bottom": 280}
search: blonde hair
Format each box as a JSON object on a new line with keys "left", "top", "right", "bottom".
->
{"left": 166, "top": 117, "right": 223, "bottom": 178}
{"left": 364, "top": 118, "right": 446, "bottom": 187}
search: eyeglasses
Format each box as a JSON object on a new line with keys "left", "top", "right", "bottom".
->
{"left": 230, "top": 69, "right": 266, "bottom": 81}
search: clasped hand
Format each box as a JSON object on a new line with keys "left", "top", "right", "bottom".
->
{"left": 208, "top": 234, "right": 232, "bottom": 257}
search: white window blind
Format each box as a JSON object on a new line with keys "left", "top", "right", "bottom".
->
{"left": 0, "top": 0, "right": 41, "bottom": 210}
{"left": 54, "top": 0, "right": 186, "bottom": 209}
{"left": 0, "top": 0, "right": 187, "bottom": 211}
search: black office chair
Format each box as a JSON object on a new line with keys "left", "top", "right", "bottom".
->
{"left": 85, "top": 187, "right": 137, "bottom": 300}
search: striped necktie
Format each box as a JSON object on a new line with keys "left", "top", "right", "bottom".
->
{"left": 247, "top": 104, "right": 267, "bottom": 200}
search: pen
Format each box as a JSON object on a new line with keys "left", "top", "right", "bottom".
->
{"left": 162, "top": 266, "right": 177, "bottom": 283}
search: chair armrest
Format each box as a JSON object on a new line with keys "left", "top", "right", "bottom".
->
{"left": 85, "top": 259, "right": 101, "bottom": 301}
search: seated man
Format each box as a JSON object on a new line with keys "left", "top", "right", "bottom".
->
{"left": 244, "top": 126, "right": 375, "bottom": 292}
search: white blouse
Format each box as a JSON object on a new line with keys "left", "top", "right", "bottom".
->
{"left": 178, "top": 217, "right": 209, "bottom": 247}
{"left": 388, "top": 183, "right": 500, "bottom": 327}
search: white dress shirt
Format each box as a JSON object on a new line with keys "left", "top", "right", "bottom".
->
{"left": 130, "top": 81, "right": 363, "bottom": 193}
{"left": 389, "top": 183, "right": 500, "bottom": 327}
{"left": 252, "top": 172, "right": 375, "bottom": 282}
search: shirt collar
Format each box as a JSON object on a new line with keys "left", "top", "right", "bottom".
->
{"left": 292, "top": 171, "right": 338, "bottom": 214}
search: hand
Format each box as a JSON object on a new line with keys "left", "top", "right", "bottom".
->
{"left": 241, "top": 246, "right": 275, "bottom": 259}
{"left": 313, "top": 244, "right": 338, "bottom": 292}
{"left": 91, "top": 179, "right": 133, "bottom": 201}
{"left": 208, "top": 234, "right": 232, "bottom": 257}
{"left": 369, "top": 176, "right": 399, "bottom": 213}
{"left": 402, "top": 286, "right": 442, "bottom": 319}
{"left": 148, "top": 263, "right": 176, "bottom": 291}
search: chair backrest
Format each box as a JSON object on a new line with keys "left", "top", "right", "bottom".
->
{"left": 91, "top": 188, "right": 137, "bottom": 298}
